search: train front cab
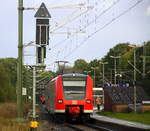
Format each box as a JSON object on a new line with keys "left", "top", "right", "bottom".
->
{"left": 55, "top": 74, "right": 93, "bottom": 120}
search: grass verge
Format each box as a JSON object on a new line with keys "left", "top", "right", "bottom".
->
{"left": 97, "top": 111, "right": 150, "bottom": 125}
{"left": 0, "top": 102, "right": 30, "bottom": 131}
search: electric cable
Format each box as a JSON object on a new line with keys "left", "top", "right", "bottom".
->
{"left": 63, "top": 0, "right": 144, "bottom": 59}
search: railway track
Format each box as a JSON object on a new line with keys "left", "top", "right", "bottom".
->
{"left": 65, "top": 123, "right": 98, "bottom": 131}
{"left": 65, "top": 122, "right": 114, "bottom": 131}
{"left": 38, "top": 104, "right": 147, "bottom": 131}
{"left": 64, "top": 118, "right": 147, "bottom": 131}
{"left": 85, "top": 123, "right": 114, "bottom": 131}
{"left": 38, "top": 107, "right": 114, "bottom": 131}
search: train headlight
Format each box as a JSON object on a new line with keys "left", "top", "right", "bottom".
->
{"left": 58, "top": 99, "right": 63, "bottom": 104}
{"left": 86, "top": 99, "right": 91, "bottom": 104}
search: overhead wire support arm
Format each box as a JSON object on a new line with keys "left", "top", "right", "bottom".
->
{"left": 47, "top": 3, "right": 93, "bottom": 9}
{"left": 23, "top": 41, "right": 41, "bottom": 48}
{"left": 24, "top": 3, "right": 93, "bottom": 10}
{"left": 49, "top": 31, "right": 85, "bottom": 35}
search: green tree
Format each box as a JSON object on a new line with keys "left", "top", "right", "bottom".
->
{"left": 74, "top": 59, "right": 88, "bottom": 71}
{"left": 0, "top": 58, "right": 17, "bottom": 88}
{"left": 0, "top": 64, "right": 16, "bottom": 102}
{"left": 0, "top": 58, "right": 18, "bottom": 102}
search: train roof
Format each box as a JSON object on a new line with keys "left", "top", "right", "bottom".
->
{"left": 62, "top": 73, "right": 87, "bottom": 78}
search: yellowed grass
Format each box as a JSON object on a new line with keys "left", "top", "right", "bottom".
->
{"left": 0, "top": 103, "right": 30, "bottom": 131}
{"left": 0, "top": 103, "right": 16, "bottom": 118}
{"left": 0, "top": 117, "right": 30, "bottom": 131}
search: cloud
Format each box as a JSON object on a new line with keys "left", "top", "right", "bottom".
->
{"left": 146, "top": 6, "right": 150, "bottom": 16}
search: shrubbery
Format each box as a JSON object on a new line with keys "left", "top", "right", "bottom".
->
{"left": 0, "top": 58, "right": 17, "bottom": 102}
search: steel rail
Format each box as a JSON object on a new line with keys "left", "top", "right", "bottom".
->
{"left": 85, "top": 123, "right": 114, "bottom": 131}
{"left": 65, "top": 123, "right": 85, "bottom": 131}
{"left": 65, "top": 122, "right": 114, "bottom": 131}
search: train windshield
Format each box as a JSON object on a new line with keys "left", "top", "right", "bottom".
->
{"left": 63, "top": 78, "right": 86, "bottom": 100}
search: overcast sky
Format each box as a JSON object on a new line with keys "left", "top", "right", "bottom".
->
{"left": 0, "top": 0, "right": 149, "bottom": 70}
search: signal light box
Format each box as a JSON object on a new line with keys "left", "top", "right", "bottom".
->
{"left": 34, "top": 3, "right": 51, "bottom": 46}
{"left": 34, "top": 3, "right": 51, "bottom": 64}
{"left": 36, "top": 19, "right": 49, "bottom": 46}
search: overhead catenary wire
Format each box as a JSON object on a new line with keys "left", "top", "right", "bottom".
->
{"left": 50, "top": 9, "right": 79, "bottom": 31}
{"left": 48, "top": 0, "right": 121, "bottom": 59}
{"left": 80, "top": 0, "right": 121, "bottom": 31}
{"left": 63, "top": 0, "right": 144, "bottom": 59}
{"left": 51, "top": 8, "right": 92, "bottom": 32}
{"left": 50, "top": 0, "right": 121, "bottom": 53}
{"left": 45, "top": 0, "right": 143, "bottom": 71}
{"left": 49, "top": 0, "right": 107, "bottom": 50}
{"left": 48, "top": 7, "right": 89, "bottom": 50}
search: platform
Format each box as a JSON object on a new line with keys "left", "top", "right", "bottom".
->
{"left": 91, "top": 112, "right": 150, "bottom": 130}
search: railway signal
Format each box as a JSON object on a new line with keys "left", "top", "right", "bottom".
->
{"left": 34, "top": 3, "right": 51, "bottom": 64}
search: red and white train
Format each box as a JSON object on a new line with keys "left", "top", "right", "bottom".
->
{"left": 45, "top": 73, "right": 93, "bottom": 121}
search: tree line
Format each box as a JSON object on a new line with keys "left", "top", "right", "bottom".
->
{"left": 0, "top": 58, "right": 54, "bottom": 102}
{"left": 0, "top": 41, "right": 150, "bottom": 102}
{"left": 69, "top": 41, "right": 150, "bottom": 96}
{"left": 0, "top": 58, "right": 17, "bottom": 102}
